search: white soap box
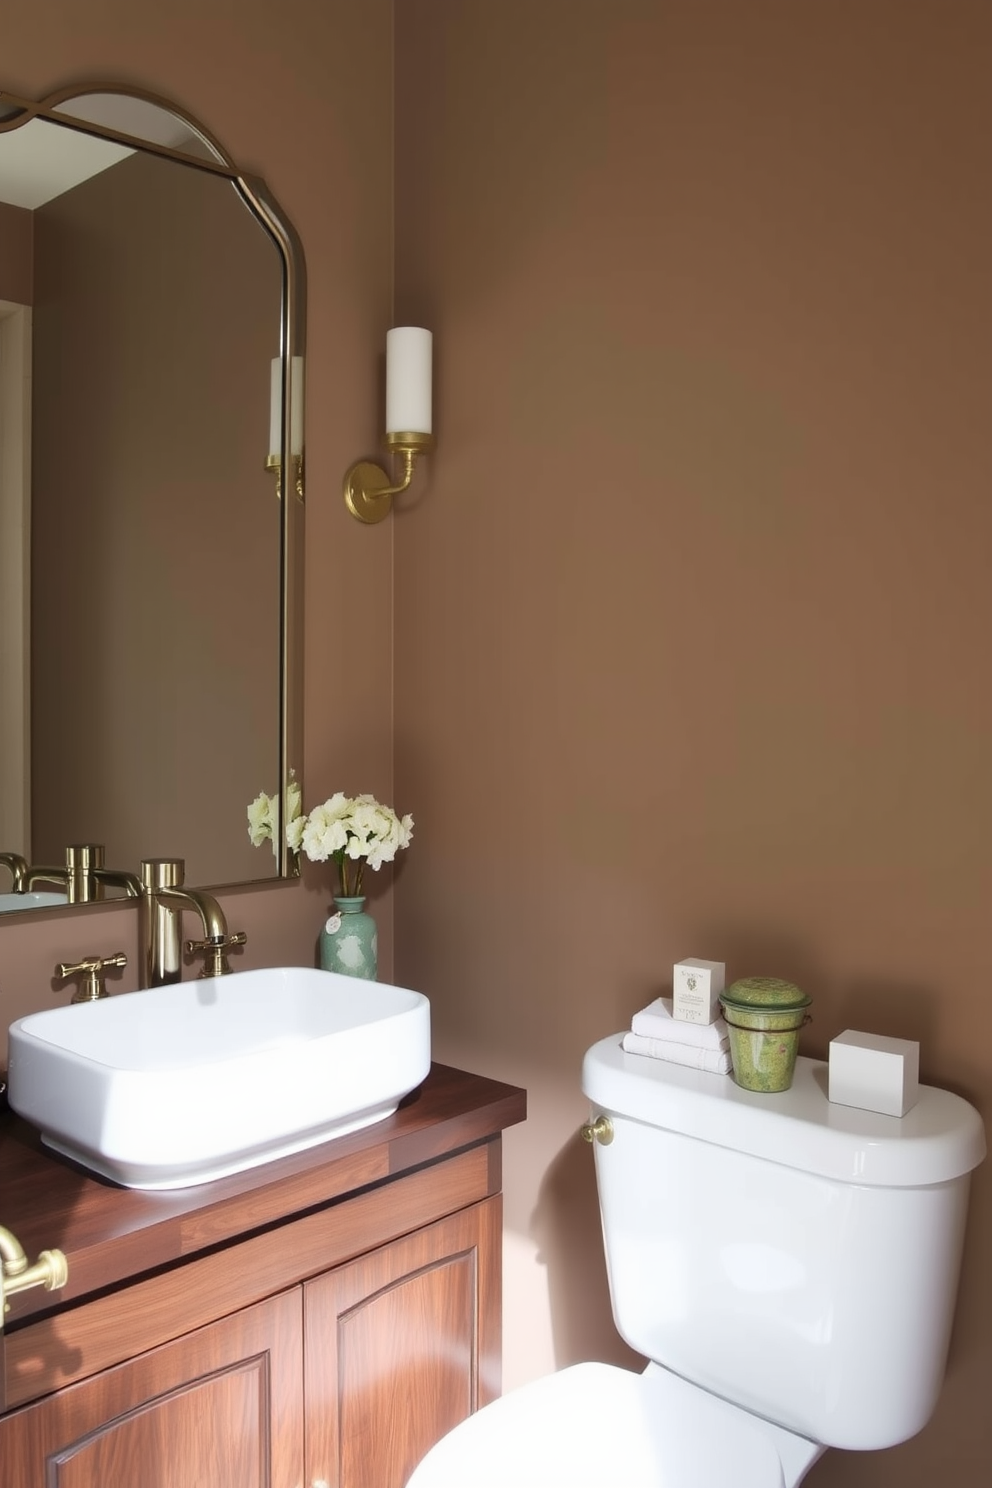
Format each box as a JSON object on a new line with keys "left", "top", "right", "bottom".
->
{"left": 672, "top": 958, "right": 725, "bottom": 1026}
{"left": 828, "top": 1029, "right": 920, "bottom": 1117}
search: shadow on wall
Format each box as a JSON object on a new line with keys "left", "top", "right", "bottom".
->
{"left": 834, "top": 977, "right": 940, "bottom": 1071}
{"left": 531, "top": 1131, "right": 643, "bottom": 1373}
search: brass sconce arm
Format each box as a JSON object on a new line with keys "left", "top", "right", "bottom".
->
{"left": 344, "top": 431, "right": 435, "bottom": 524}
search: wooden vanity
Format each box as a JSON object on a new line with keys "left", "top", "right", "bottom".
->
{"left": 0, "top": 1063, "right": 526, "bottom": 1487}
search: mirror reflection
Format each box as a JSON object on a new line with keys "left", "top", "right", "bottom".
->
{"left": 0, "top": 87, "right": 304, "bottom": 911}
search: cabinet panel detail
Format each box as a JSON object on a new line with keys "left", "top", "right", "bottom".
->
{"left": 305, "top": 1197, "right": 502, "bottom": 1488}
{"left": 338, "top": 1250, "right": 475, "bottom": 1484}
{"left": 5, "top": 1141, "right": 494, "bottom": 1410}
{"left": 0, "top": 1290, "right": 303, "bottom": 1488}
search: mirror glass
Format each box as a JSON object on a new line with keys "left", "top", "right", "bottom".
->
{"left": 0, "top": 87, "right": 304, "bottom": 912}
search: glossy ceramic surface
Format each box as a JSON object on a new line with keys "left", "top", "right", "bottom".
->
{"left": 407, "top": 1362, "right": 787, "bottom": 1488}
{"left": 8, "top": 966, "right": 431, "bottom": 1188}
{"left": 583, "top": 1037, "right": 986, "bottom": 1451}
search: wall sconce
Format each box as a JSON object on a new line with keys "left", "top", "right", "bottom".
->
{"left": 266, "top": 355, "right": 304, "bottom": 499}
{"left": 344, "top": 327, "right": 434, "bottom": 524}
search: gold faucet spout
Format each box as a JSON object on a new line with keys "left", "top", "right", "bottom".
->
{"left": 154, "top": 886, "right": 228, "bottom": 941}
{"left": 91, "top": 868, "right": 143, "bottom": 899}
{"left": 0, "top": 852, "right": 29, "bottom": 893}
{"left": 25, "top": 865, "right": 70, "bottom": 891}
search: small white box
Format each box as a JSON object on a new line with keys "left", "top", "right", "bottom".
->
{"left": 828, "top": 1030, "right": 920, "bottom": 1117}
{"left": 672, "top": 958, "right": 725, "bottom": 1025}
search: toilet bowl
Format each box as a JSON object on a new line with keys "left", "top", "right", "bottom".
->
{"left": 407, "top": 1360, "right": 823, "bottom": 1488}
{"left": 407, "top": 1037, "right": 985, "bottom": 1488}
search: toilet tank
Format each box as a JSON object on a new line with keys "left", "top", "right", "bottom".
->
{"left": 582, "top": 1036, "right": 985, "bottom": 1452}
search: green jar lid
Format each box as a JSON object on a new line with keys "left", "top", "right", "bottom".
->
{"left": 721, "top": 976, "right": 810, "bottom": 1010}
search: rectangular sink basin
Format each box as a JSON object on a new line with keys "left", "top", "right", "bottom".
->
{"left": 7, "top": 966, "right": 431, "bottom": 1189}
{"left": 0, "top": 891, "right": 68, "bottom": 913}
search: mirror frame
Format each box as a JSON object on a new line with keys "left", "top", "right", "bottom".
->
{"left": 0, "top": 82, "right": 305, "bottom": 905}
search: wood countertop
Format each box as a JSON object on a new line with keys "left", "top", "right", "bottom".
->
{"left": 0, "top": 1062, "right": 527, "bottom": 1329}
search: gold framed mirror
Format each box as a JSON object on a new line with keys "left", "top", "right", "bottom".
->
{"left": 0, "top": 83, "right": 305, "bottom": 914}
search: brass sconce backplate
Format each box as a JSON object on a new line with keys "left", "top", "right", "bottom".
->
{"left": 344, "top": 460, "right": 400, "bottom": 524}
{"left": 343, "top": 431, "right": 434, "bottom": 524}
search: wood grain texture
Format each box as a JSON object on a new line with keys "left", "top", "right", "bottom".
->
{"left": 0, "top": 1289, "right": 304, "bottom": 1487}
{"left": 4, "top": 1141, "right": 497, "bottom": 1409}
{"left": 0, "top": 1062, "right": 526, "bottom": 1324}
{"left": 304, "top": 1196, "right": 502, "bottom": 1488}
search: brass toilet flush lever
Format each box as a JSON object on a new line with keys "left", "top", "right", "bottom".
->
{"left": 580, "top": 1114, "right": 614, "bottom": 1146}
{"left": 0, "top": 1224, "right": 68, "bottom": 1321}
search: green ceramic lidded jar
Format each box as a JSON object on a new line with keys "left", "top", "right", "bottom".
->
{"left": 720, "top": 977, "right": 812, "bottom": 1093}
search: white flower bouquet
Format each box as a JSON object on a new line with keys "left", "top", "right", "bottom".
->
{"left": 247, "top": 774, "right": 302, "bottom": 858}
{"left": 289, "top": 792, "right": 413, "bottom": 898}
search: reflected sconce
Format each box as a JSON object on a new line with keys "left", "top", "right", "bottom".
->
{"left": 344, "top": 327, "right": 434, "bottom": 524}
{"left": 266, "top": 355, "right": 304, "bottom": 499}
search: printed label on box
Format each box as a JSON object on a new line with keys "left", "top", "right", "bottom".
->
{"left": 672, "top": 958, "right": 725, "bottom": 1025}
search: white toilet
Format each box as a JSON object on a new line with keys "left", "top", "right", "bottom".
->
{"left": 408, "top": 1035, "right": 986, "bottom": 1488}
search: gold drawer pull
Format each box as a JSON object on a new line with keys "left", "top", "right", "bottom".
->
{"left": 0, "top": 1224, "right": 69, "bottom": 1319}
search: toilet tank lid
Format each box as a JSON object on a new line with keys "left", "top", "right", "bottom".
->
{"left": 582, "top": 1038, "right": 986, "bottom": 1187}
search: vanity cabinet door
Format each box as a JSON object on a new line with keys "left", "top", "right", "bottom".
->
{"left": 305, "top": 1195, "right": 502, "bottom": 1488}
{"left": 0, "top": 1288, "right": 303, "bottom": 1487}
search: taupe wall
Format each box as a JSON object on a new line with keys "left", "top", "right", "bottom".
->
{"left": 0, "top": 201, "right": 32, "bottom": 302}
{"left": 0, "top": 0, "right": 397, "bottom": 1029}
{"left": 393, "top": 2, "right": 991, "bottom": 1485}
{"left": 1, "top": 3, "right": 989, "bottom": 1484}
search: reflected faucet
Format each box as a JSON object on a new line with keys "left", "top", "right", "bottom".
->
{"left": 92, "top": 867, "right": 142, "bottom": 898}
{"left": 0, "top": 852, "right": 29, "bottom": 893}
{"left": 24, "top": 844, "right": 139, "bottom": 905}
{"left": 139, "top": 858, "right": 246, "bottom": 987}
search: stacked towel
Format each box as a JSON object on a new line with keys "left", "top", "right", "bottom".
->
{"left": 622, "top": 996, "right": 732, "bottom": 1075}
{"left": 631, "top": 996, "right": 728, "bottom": 1047}
{"left": 621, "top": 1031, "right": 732, "bottom": 1074}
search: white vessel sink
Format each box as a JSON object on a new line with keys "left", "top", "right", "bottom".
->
{"left": 0, "top": 891, "right": 68, "bottom": 913}
{"left": 7, "top": 966, "right": 431, "bottom": 1189}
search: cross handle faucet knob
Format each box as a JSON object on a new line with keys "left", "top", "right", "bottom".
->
{"left": 184, "top": 931, "right": 247, "bottom": 979}
{"left": 55, "top": 952, "right": 127, "bottom": 1003}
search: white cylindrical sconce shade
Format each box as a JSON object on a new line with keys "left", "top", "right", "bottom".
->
{"left": 386, "top": 327, "right": 432, "bottom": 435}
{"left": 268, "top": 359, "right": 280, "bottom": 459}
{"left": 269, "top": 356, "right": 305, "bottom": 458}
{"left": 290, "top": 357, "right": 304, "bottom": 457}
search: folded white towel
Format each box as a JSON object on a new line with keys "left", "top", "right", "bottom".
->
{"left": 622, "top": 1030, "right": 733, "bottom": 1075}
{"left": 631, "top": 996, "right": 729, "bottom": 1051}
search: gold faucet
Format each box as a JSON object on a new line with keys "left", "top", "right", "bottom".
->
{"left": 91, "top": 867, "right": 142, "bottom": 898}
{"left": 139, "top": 858, "right": 246, "bottom": 987}
{"left": 0, "top": 1224, "right": 68, "bottom": 1324}
{"left": 0, "top": 852, "right": 29, "bottom": 892}
{"left": 28, "top": 846, "right": 142, "bottom": 905}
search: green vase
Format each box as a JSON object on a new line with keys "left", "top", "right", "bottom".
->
{"left": 319, "top": 896, "right": 377, "bottom": 981}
